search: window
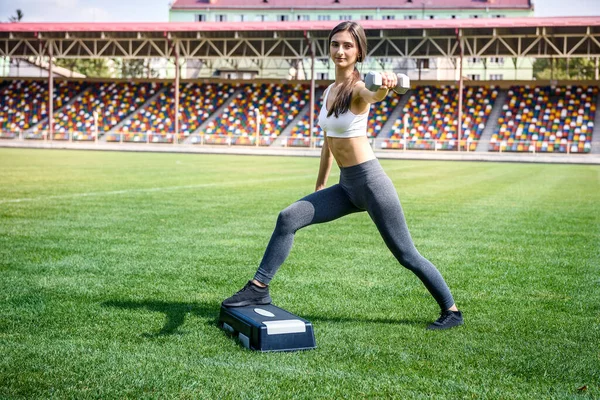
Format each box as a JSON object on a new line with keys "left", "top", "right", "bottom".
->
{"left": 404, "top": 15, "right": 417, "bottom": 20}
{"left": 429, "top": 15, "right": 435, "bottom": 19}
{"left": 419, "top": 59, "right": 430, "bottom": 70}
{"left": 468, "top": 57, "right": 482, "bottom": 64}
{"left": 451, "top": 15, "right": 457, "bottom": 19}
{"left": 318, "top": 15, "right": 331, "bottom": 21}
{"left": 297, "top": 15, "right": 310, "bottom": 21}
{"left": 382, "top": 15, "right": 395, "bottom": 20}
{"left": 492, "top": 14, "right": 506, "bottom": 18}
{"left": 255, "top": 15, "right": 267, "bottom": 22}
{"left": 490, "top": 74, "right": 503, "bottom": 80}
{"left": 216, "top": 14, "right": 227, "bottom": 22}
{"left": 470, "top": 15, "right": 481, "bottom": 19}
{"left": 195, "top": 14, "right": 206, "bottom": 22}
{"left": 317, "top": 72, "right": 329, "bottom": 80}
{"left": 467, "top": 74, "right": 481, "bottom": 80}
{"left": 278, "top": 15, "right": 289, "bottom": 21}
{"left": 490, "top": 57, "right": 505, "bottom": 64}
{"left": 362, "top": 15, "right": 373, "bottom": 20}
{"left": 339, "top": 15, "right": 352, "bottom": 21}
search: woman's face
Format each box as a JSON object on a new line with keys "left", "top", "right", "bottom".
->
{"left": 330, "top": 30, "right": 359, "bottom": 67}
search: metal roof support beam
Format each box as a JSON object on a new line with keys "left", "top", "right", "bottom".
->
{"left": 385, "top": 38, "right": 405, "bottom": 58}
{"left": 542, "top": 35, "right": 562, "bottom": 57}
{"left": 475, "top": 37, "right": 498, "bottom": 57}
{"left": 498, "top": 37, "right": 518, "bottom": 57}
{"left": 186, "top": 40, "right": 208, "bottom": 58}
{"left": 428, "top": 38, "right": 449, "bottom": 58}
{"left": 112, "top": 40, "right": 129, "bottom": 57}
{"left": 367, "top": 38, "right": 386, "bottom": 59}
{"left": 567, "top": 35, "right": 589, "bottom": 56}
{"left": 264, "top": 39, "right": 283, "bottom": 58}
{"left": 207, "top": 40, "right": 224, "bottom": 58}
{"left": 407, "top": 38, "right": 427, "bottom": 58}
{"left": 521, "top": 36, "right": 542, "bottom": 57}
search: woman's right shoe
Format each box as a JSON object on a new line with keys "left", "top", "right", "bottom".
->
{"left": 221, "top": 280, "right": 272, "bottom": 307}
{"left": 426, "top": 310, "right": 464, "bottom": 330}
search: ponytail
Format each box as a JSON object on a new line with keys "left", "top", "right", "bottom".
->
{"left": 327, "top": 67, "right": 361, "bottom": 118}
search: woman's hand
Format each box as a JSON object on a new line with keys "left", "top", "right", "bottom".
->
{"left": 358, "top": 71, "right": 399, "bottom": 104}
{"left": 379, "top": 71, "right": 398, "bottom": 92}
{"left": 315, "top": 184, "right": 326, "bottom": 192}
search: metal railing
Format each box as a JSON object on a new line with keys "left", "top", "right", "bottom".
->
{"left": 0, "top": 130, "right": 595, "bottom": 154}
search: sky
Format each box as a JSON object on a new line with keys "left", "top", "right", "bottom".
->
{"left": 0, "top": 0, "right": 598, "bottom": 23}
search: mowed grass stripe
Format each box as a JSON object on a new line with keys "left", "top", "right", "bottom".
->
{"left": 0, "top": 148, "right": 599, "bottom": 399}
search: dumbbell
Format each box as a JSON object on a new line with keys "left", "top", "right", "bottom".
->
{"left": 364, "top": 71, "right": 410, "bottom": 94}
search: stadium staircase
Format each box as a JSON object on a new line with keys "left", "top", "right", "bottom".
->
{"left": 475, "top": 88, "right": 507, "bottom": 152}
{"left": 269, "top": 102, "right": 313, "bottom": 147}
{"left": 101, "top": 86, "right": 168, "bottom": 141}
{"left": 377, "top": 92, "right": 411, "bottom": 139}
{"left": 26, "top": 84, "right": 90, "bottom": 134}
{"left": 184, "top": 86, "right": 244, "bottom": 144}
{"left": 591, "top": 92, "right": 600, "bottom": 154}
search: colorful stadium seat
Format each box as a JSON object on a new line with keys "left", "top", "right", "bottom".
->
{"left": 118, "top": 82, "right": 235, "bottom": 143}
{"left": 204, "top": 83, "right": 309, "bottom": 146}
{"left": 0, "top": 80, "right": 84, "bottom": 139}
{"left": 382, "top": 85, "right": 497, "bottom": 151}
{"left": 490, "top": 85, "right": 597, "bottom": 153}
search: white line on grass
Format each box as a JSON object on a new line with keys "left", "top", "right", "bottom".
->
{"left": 0, "top": 174, "right": 320, "bottom": 204}
{"left": 0, "top": 164, "right": 412, "bottom": 205}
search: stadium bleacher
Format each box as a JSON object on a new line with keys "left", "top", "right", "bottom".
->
{"left": 287, "top": 86, "right": 326, "bottom": 147}
{"left": 202, "top": 83, "right": 310, "bottom": 146}
{"left": 490, "top": 85, "right": 597, "bottom": 153}
{"left": 383, "top": 85, "right": 497, "bottom": 151}
{"left": 0, "top": 80, "right": 84, "bottom": 139}
{"left": 49, "top": 81, "right": 160, "bottom": 141}
{"left": 0, "top": 79, "right": 597, "bottom": 153}
{"left": 112, "top": 82, "right": 235, "bottom": 144}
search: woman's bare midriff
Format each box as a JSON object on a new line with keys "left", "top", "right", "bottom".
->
{"left": 327, "top": 136, "right": 376, "bottom": 168}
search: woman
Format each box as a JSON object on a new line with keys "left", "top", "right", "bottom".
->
{"left": 222, "top": 21, "right": 463, "bottom": 330}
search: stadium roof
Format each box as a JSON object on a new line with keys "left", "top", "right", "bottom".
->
{"left": 1, "top": 17, "right": 599, "bottom": 59}
{"left": 1, "top": 16, "right": 597, "bottom": 33}
{"left": 170, "top": 0, "right": 532, "bottom": 10}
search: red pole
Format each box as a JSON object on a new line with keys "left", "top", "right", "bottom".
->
{"left": 48, "top": 41, "right": 54, "bottom": 141}
{"left": 457, "top": 29, "right": 464, "bottom": 152}
{"left": 174, "top": 42, "right": 180, "bottom": 145}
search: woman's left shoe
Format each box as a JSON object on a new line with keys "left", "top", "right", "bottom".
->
{"left": 221, "top": 280, "right": 272, "bottom": 307}
{"left": 427, "top": 310, "right": 463, "bottom": 330}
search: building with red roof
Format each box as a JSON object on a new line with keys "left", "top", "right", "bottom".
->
{"left": 167, "top": 0, "right": 534, "bottom": 80}
{"left": 169, "top": 0, "right": 533, "bottom": 23}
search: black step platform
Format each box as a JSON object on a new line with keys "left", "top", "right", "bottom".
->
{"left": 219, "top": 304, "right": 316, "bottom": 352}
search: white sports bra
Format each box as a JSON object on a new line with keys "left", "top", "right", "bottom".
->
{"left": 317, "top": 84, "right": 370, "bottom": 138}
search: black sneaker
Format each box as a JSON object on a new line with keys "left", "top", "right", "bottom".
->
{"left": 221, "top": 281, "right": 272, "bottom": 307}
{"left": 427, "top": 310, "right": 463, "bottom": 330}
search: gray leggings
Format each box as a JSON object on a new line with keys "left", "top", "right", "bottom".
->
{"left": 254, "top": 159, "right": 455, "bottom": 311}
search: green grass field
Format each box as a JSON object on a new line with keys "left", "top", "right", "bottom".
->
{"left": 1, "top": 148, "right": 598, "bottom": 399}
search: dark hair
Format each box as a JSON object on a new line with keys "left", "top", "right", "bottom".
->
{"left": 327, "top": 21, "right": 367, "bottom": 118}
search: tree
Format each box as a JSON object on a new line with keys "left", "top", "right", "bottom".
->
{"left": 533, "top": 58, "right": 597, "bottom": 80}
{"left": 9, "top": 9, "right": 24, "bottom": 22}
{"left": 54, "top": 58, "right": 112, "bottom": 78}
{"left": 118, "top": 59, "right": 159, "bottom": 79}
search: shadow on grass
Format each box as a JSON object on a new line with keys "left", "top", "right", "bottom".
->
{"left": 301, "top": 313, "right": 428, "bottom": 327}
{"left": 101, "top": 299, "right": 220, "bottom": 338}
{"left": 102, "top": 299, "right": 427, "bottom": 339}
